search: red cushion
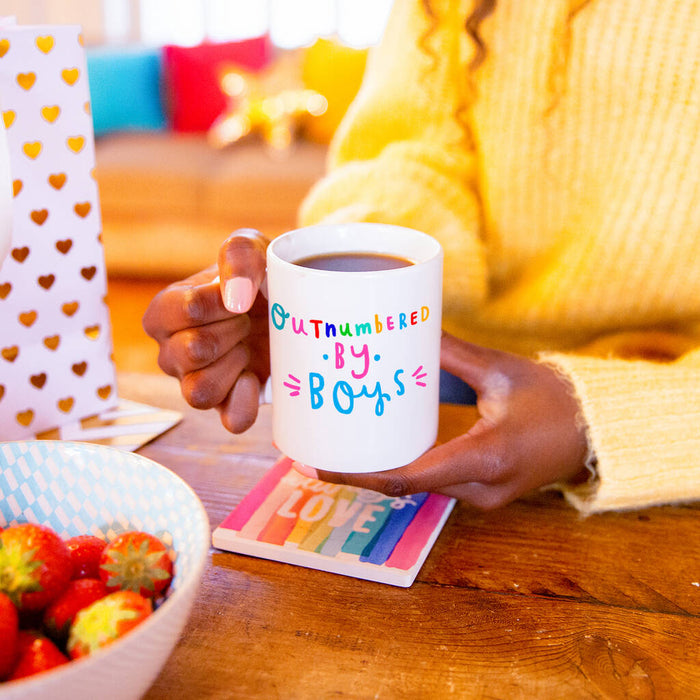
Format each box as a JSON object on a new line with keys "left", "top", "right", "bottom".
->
{"left": 164, "top": 36, "right": 273, "bottom": 132}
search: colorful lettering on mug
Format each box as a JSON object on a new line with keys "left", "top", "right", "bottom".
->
{"left": 270, "top": 302, "right": 430, "bottom": 338}
{"left": 272, "top": 300, "right": 432, "bottom": 417}
{"left": 307, "top": 371, "right": 400, "bottom": 417}
{"left": 335, "top": 342, "right": 374, "bottom": 379}
{"left": 350, "top": 344, "right": 370, "bottom": 379}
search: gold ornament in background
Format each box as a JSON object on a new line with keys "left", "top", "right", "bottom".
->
{"left": 208, "top": 51, "right": 328, "bottom": 152}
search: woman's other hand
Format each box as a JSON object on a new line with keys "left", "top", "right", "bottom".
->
{"left": 295, "top": 332, "right": 590, "bottom": 510}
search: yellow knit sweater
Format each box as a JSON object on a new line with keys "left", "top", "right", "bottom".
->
{"left": 299, "top": 0, "right": 700, "bottom": 514}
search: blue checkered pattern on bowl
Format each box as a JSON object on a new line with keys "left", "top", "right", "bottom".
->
{"left": 0, "top": 441, "right": 210, "bottom": 593}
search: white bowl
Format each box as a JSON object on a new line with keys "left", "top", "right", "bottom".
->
{"left": 0, "top": 441, "right": 210, "bottom": 700}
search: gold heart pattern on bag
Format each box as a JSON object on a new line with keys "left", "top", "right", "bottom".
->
{"left": 11, "top": 246, "right": 29, "bottom": 262}
{"left": 0, "top": 25, "right": 116, "bottom": 436}
{"left": 35, "top": 35, "right": 54, "bottom": 54}
{"left": 61, "top": 67, "right": 79, "bottom": 85}
{"left": 48, "top": 172, "right": 67, "bottom": 189}
{"left": 30, "top": 208, "right": 48, "bottom": 225}
{"left": 38, "top": 274, "right": 55, "bottom": 290}
{"left": 30, "top": 372, "right": 47, "bottom": 388}
{"left": 16, "top": 71, "right": 36, "bottom": 90}
{"left": 41, "top": 105, "right": 60, "bottom": 123}
{"left": 22, "top": 140, "right": 41, "bottom": 158}
{"left": 67, "top": 135, "right": 85, "bottom": 153}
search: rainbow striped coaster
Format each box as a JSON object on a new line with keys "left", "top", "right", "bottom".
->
{"left": 212, "top": 457, "right": 455, "bottom": 587}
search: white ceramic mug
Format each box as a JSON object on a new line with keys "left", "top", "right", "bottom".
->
{"left": 266, "top": 222, "right": 443, "bottom": 473}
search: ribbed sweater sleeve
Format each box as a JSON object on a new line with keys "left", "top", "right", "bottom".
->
{"left": 297, "top": 0, "right": 700, "bottom": 513}
{"left": 299, "top": 0, "right": 488, "bottom": 325}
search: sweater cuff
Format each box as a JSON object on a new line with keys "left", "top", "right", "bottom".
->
{"left": 539, "top": 352, "right": 700, "bottom": 514}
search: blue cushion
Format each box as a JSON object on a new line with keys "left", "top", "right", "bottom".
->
{"left": 87, "top": 45, "right": 166, "bottom": 136}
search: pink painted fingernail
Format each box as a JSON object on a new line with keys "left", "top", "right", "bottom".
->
{"left": 223, "top": 277, "right": 254, "bottom": 313}
{"left": 292, "top": 462, "right": 319, "bottom": 480}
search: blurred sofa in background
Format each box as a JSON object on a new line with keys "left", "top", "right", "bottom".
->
{"left": 88, "top": 36, "right": 366, "bottom": 278}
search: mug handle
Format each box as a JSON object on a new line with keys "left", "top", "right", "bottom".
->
{"left": 259, "top": 376, "right": 273, "bottom": 405}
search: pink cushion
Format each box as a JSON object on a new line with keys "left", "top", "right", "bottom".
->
{"left": 163, "top": 37, "right": 273, "bottom": 132}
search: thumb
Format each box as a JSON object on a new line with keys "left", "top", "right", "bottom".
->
{"left": 440, "top": 332, "right": 504, "bottom": 394}
{"left": 218, "top": 228, "right": 269, "bottom": 313}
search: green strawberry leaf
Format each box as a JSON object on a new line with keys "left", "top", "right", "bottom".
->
{"left": 0, "top": 541, "right": 43, "bottom": 607}
{"left": 102, "top": 539, "right": 170, "bottom": 593}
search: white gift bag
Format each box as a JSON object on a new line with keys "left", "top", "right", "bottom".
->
{"left": 0, "top": 19, "right": 118, "bottom": 438}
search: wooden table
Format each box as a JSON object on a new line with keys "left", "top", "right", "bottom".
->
{"left": 118, "top": 373, "right": 700, "bottom": 699}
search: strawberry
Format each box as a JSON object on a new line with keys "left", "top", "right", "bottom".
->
{"left": 65, "top": 535, "right": 106, "bottom": 580}
{"left": 67, "top": 590, "right": 152, "bottom": 659}
{"left": 0, "top": 523, "right": 72, "bottom": 612}
{"left": 42, "top": 578, "right": 108, "bottom": 643}
{"left": 9, "top": 630, "right": 69, "bottom": 680}
{"left": 99, "top": 531, "right": 173, "bottom": 598}
{"left": 0, "top": 592, "right": 19, "bottom": 680}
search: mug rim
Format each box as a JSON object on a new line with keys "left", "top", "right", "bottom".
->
{"left": 268, "top": 222, "right": 442, "bottom": 275}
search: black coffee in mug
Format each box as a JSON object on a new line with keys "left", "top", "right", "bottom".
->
{"left": 293, "top": 252, "right": 413, "bottom": 272}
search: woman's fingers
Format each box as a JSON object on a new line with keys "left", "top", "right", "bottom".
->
{"left": 433, "top": 481, "right": 521, "bottom": 511}
{"left": 217, "top": 370, "right": 262, "bottom": 433}
{"left": 180, "top": 341, "right": 252, "bottom": 409}
{"left": 141, "top": 231, "right": 273, "bottom": 436}
{"left": 294, "top": 431, "right": 533, "bottom": 512}
{"left": 218, "top": 229, "right": 269, "bottom": 313}
{"left": 144, "top": 229, "right": 269, "bottom": 340}
{"left": 156, "top": 314, "right": 252, "bottom": 377}
{"left": 440, "top": 331, "right": 512, "bottom": 395}
{"left": 143, "top": 277, "right": 233, "bottom": 341}
{"left": 171, "top": 263, "right": 219, "bottom": 289}
{"left": 302, "top": 425, "right": 514, "bottom": 496}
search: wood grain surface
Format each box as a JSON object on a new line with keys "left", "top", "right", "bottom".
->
{"left": 118, "top": 373, "right": 700, "bottom": 699}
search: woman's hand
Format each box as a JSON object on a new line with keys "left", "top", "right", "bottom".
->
{"left": 142, "top": 229, "right": 270, "bottom": 433}
{"left": 295, "top": 332, "right": 591, "bottom": 510}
